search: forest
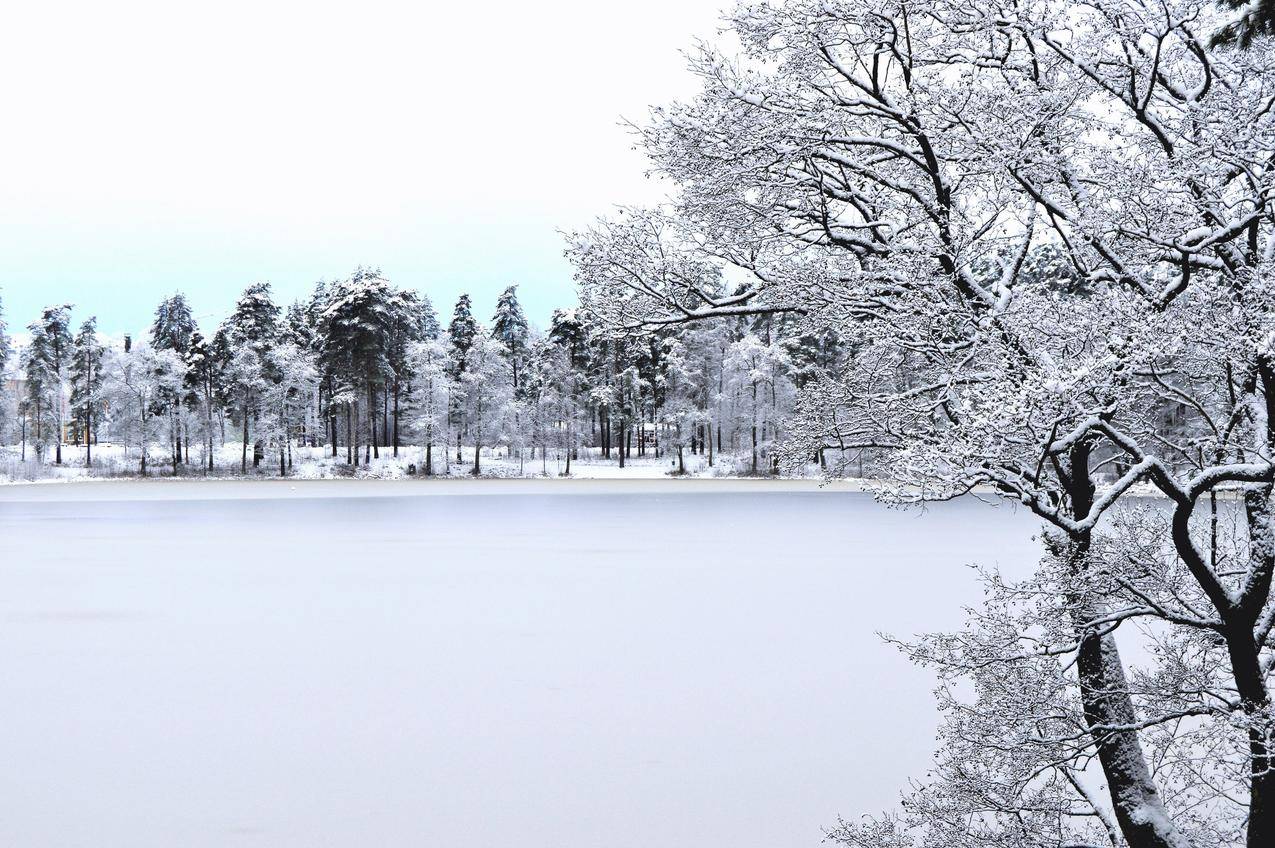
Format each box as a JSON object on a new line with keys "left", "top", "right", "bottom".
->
{"left": 0, "top": 273, "right": 840, "bottom": 479}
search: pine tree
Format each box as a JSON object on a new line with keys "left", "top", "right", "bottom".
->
{"left": 29, "top": 304, "right": 73, "bottom": 464}
{"left": 21, "top": 326, "right": 54, "bottom": 460}
{"left": 447, "top": 294, "right": 478, "bottom": 461}
{"left": 1214, "top": 0, "right": 1275, "bottom": 47}
{"left": 69, "top": 317, "right": 104, "bottom": 466}
{"left": 185, "top": 330, "right": 224, "bottom": 470}
{"left": 317, "top": 268, "right": 396, "bottom": 464}
{"left": 151, "top": 293, "right": 199, "bottom": 471}
{"left": 224, "top": 283, "right": 280, "bottom": 467}
{"left": 417, "top": 294, "right": 441, "bottom": 341}
{"left": 448, "top": 294, "right": 478, "bottom": 371}
{"left": 491, "top": 284, "right": 530, "bottom": 395}
{"left": 225, "top": 282, "right": 281, "bottom": 357}
{"left": 150, "top": 293, "right": 197, "bottom": 354}
{"left": 282, "top": 300, "right": 317, "bottom": 351}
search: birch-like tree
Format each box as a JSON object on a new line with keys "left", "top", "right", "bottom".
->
{"left": 103, "top": 343, "right": 183, "bottom": 476}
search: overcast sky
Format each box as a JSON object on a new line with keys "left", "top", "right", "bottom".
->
{"left": 0, "top": 0, "right": 728, "bottom": 337}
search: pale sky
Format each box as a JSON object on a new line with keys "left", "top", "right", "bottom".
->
{"left": 0, "top": 0, "right": 728, "bottom": 336}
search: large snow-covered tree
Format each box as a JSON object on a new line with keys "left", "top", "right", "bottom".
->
{"left": 568, "top": 0, "right": 1275, "bottom": 845}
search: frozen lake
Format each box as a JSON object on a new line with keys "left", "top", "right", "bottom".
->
{"left": 0, "top": 482, "right": 1041, "bottom": 848}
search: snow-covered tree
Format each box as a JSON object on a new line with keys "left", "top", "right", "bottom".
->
{"left": 409, "top": 337, "right": 453, "bottom": 476}
{"left": 150, "top": 293, "right": 199, "bottom": 471}
{"left": 261, "top": 342, "right": 317, "bottom": 476}
{"left": 317, "top": 268, "right": 400, "bottom": 464}
{"left": 724, "top": 334, "right": 791, "bottom": 475}
{"left": 224, "top": 283, "right": 280, "bottom": 356}
{"left": 657, "top": 338, "right": 700, "bottom": 474}
{"left": 447, "top": 294, "right": 479, "bottom": 461}
{"left": 491, "top": 284, "right": 530, "bottom": 394}
{"left": 68, "top": 317, "right": 104, "bottom": 466}
{"left": 460, "top": 332, "right": 511, "bottom": 476}
{"left": 184, "top": 329, "right": 223, "bottom": 471}
{"left": 223, "top": 347, "right": 266, "bottom": 473}
{"left": 25, "top": 305, "right": 74, "bottom": 464}
{"left": 568, "top": 0, "right": 1275, "bottom": 844}
{"left": 103, "top": 343, "right": 183, "bottom": 476}
{"left": 150, "top": 293, "right": 196, "bottom": 354}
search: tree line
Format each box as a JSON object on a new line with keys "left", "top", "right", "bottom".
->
{"left": 0, "top": 270, "right": 843, "bottom": 477}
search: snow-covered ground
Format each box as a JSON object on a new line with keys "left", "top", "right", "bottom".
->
{"left": 0, "top": 485, "right": 1041, "bottom": 848}
{"left": 0, "top": 441, "right": 817, "bottom": 484}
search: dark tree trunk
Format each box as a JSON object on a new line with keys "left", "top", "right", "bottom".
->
{"left": 392, "top": 382, "right": 400, "bottom": 457}
{"left": 1061, "top": 442, "right": 1189, "bottom": 848}
{"left": 617, "top": 420, "right": 625, "bottom": 468}
{"left": 240, "top": 396, "right": 249, "bottom": 473}
{"left": 367, "top": 381, "right": 378, "bottom": 462}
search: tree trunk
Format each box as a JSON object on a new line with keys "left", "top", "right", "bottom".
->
{"left": 392, "top": 382, "right": 400, "bottom": 458}
{"left": 367, "top": 381, "right": 378, "bottom": 462}
{"left": 240, "top": 395, "right": 249, "bottom": 473}
{"left": 1060, "top": 442, "right": 1191, "bottom": 848}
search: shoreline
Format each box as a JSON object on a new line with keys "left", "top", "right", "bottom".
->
{"left": 0, "top": 475, "right": 879, "bottom": 503}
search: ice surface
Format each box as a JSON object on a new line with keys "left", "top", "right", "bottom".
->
{"left": 0, "top": 484, "right": 1040, "bottom": 847}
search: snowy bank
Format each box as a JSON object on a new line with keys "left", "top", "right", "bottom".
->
{"left": 0, "top": 475, "right": 874, "bottom": 503}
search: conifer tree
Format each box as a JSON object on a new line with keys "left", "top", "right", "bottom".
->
{"left": 28, "top": 304, "right": 73, "bottom": 463}
{"left": 69, "top": 317, "right": 104, "bottom": 465}
{"left": 491, "top": 285, "right": 530, "bottom": 395}
{"left": 224, "top": 283, "right": 280, "bottom": 466}
{"left": 447, "top": 294, "right": 478, "bottom": 461}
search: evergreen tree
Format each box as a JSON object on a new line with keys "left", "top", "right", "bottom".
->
{"left": 28, "top": 304, "right": 74, "bottom": 463}
{"left": 491, "top": 284, "right": 530, "bottom": 395}
{"left": 317, "top": 268, "right": 395, "bottom": 464}
{"left": 150, "top": 293, "right": 197, "bottom": 354}
{"left": 224, "top": 283, "right": 280, "bottom": 466}
{"left": 447, "top": 294, "right": 478, "bottom": 371}
{"left": 447, "top": 294, "right": 478, "bottom": 461}
{"left": 69, "top": 317, "right": 105, "bottom": 465}
{"left": 151, "top": 293, "right": 199, "bottom": 471}
{"left": 385, "top": 288, "right": 430, "bottom": 456}
{"left": 1214, "top": 0, "right": 1275, "bottom": 46}
{"left": 417, "top": 294, "right": 441, "bottom": 341}
{"left": 185, "top": 329, "right": 224, "bottom": 470}
{"left": 20, "top": 325, "right": 55, "bottom": 460}
{"left": 282, "top": 300, "right": 318, "bottom": 351}
{"left": 225, "top": 282, "right": 281, "bottom": 357}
